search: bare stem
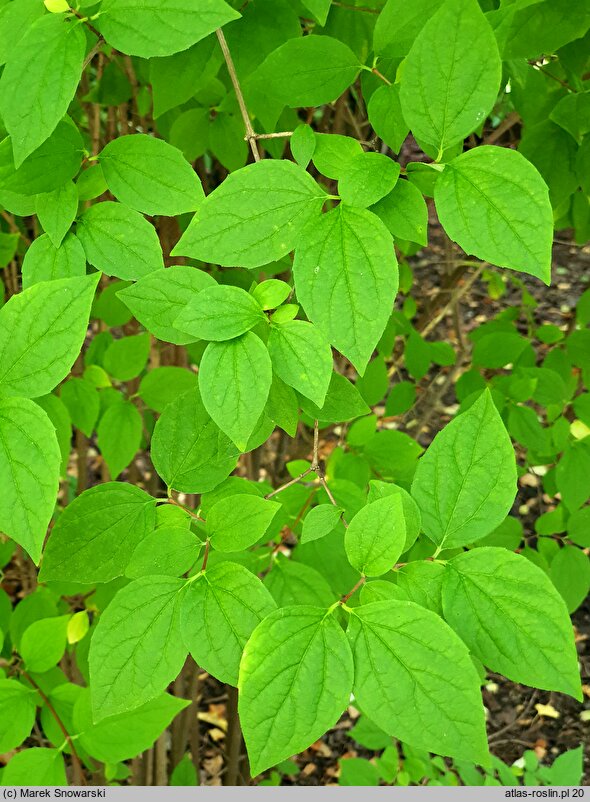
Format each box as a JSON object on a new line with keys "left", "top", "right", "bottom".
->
{"left": 340, "top": 576, "right": 366, "bottom": 604}
{"left": 216, "top": 29, "right": 261, "bottom": 162}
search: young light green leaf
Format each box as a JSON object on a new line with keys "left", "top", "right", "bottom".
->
{"left": 20, "top": 615, "right": 69, "bottom": 673}
{"left": 175, "top": 284, "right": 266, "bottom": 341}
{"left": 172, "top": 160, "right": 326, "bottom": 269}
{"left": 36, "top": 181, "right": 78, "bottom": 247}
{"left": 347, "top": 601, "right": 488, "bottom": 763}
{"left": 371, "top": 179, "right": 428, "bottom": 246}
{"left": 118, "top": 265, "right": 215, "bottom": 345}
{"left": 126, "top": 526, "right": 198, "bottom": 579}
{"left": 338, "top": 152, "right": 400, "bottom": 209}
{"left": 182, "top": 562, "right": 276, "bottom": 685}
{"left": 411, "top": 390, "right": 517, "bottom": 550}
{"left": 252, "top": 279, "right": 291, "bottom": 311}
{"left": 252, "top": 36, "right": 361, "bottom": 108}
{"left": 0, "top": 120, "right": 84, "bottom": 196}
{"left": 207, "top": 494, "right": 280, "bottom": 553}
{"left": 199, "top": 333, "right": 273, "bottom": 451}
{"left": 442, "top": 548, "right": 582, "bottom": 700}
{"left": 60, "top": 377, "right": 100, "bottom": 436}
{"left": 77, "top": 202, "right": 164, "bottom": 280}
{"left": 0, "top": 680, "right": 37, "bottom": 753}
{"left": 0, "top": 274, "right": 99, "bottom": 398}
{"left": 367, "top": 480, "right": 422, "bottom": 552}
{"left": 76, "top": 690, "right": 190, "bottom": 764}
{"left": 268, "top": 320, "right": 333, "bottom": 408}
{"left": 39, "top": 483, "right": 157, "bottom": 583}
{"left": 239, "top": 606, "right": 354, "bottom": 776}
{"left": 103, "top": 333, "right": 150, "bottom": 381}
{"left": 435, "top": 146, "right": 553, "bottom": 283}
{"left": 344, "top": 496, "right": 406, "bottom": 577}
{"left": 293, "top": 205, "right": 398, "bottom": 374}
{"left": 151, "top": 387, "right": 238, "bottom": 493}
{"left": 21, "top": 233, "right": 86, "bottom": 289}
{"left": 301, "top": 504, "right": 343, "bottom": 544}
{"left": 97, "top": 399, "right": 143, "bottom": 479}
{"left": 99, "top": 135, "right": 203, "bottom": 216}
{"left": 90, "top": 577, "right": 187, "bottom": 720}
{"left": 0, "top": 399, "right": 59, "bottom": 564}
{"left": 0, "top": 14, "right": 85, "bottom": 165}
{"left": 1, "top": 748, "right": 66, "bottom": 787}
{"left": 399, "top": 0, "right": 501, "bottom": 154}
{"left": 98, "top": 0, "right": 240, "bottom": 58}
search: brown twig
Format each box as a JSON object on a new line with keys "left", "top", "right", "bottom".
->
{"left": 340, "top": 576, "right": 366, "bottom": 604}
{"left": 22, "top": 671, "right": 86, "bottom": 785}
{"left": 216, "top": 29, "right": 261, "bottom": 162}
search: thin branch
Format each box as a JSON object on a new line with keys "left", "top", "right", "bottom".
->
{"left": 265, "top": 467, "right": 312, "bottom": 499}
{"left": 312, "top": 419, "right": 320, "bottom": 469}
{"left": 372, "top": 67, "right": 392, "bottom": 86}
{"left": 340, "top": 576, "right": 366, "bottom": 604}
{"left": 83, "top": 36, "right": 104, "bottom": 70}
{"left": 201, "top": 539, "right": 210, "bottom": 571}
{"left": 216, "top": 28, "right": 261, "bottom": 162}
{"left": 251, "top": 131, "right": 293, "bottom": 140}
{"left": 22, "top": 670, "right": 86, "bottom": 786}
{"left": 167, "top": 496, "right": 205, "bottom": 522}
{"left": 420, "top": 264, "right": 485, "bottom": 338}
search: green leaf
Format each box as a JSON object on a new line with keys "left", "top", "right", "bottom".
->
{"left": 550, "top": 91, "right": 590, "bottom": 144}
{"left": 1, "top": 748, "right": 66, "bottom": 787}
{"left": 97, "top": 399, "right": 143, "bottom": 479}
{"left": 556, "top": 440, "right": 590, "bottom": 511}
{"left": 172, "top": 160, "right": 326, "bottom": 269}
{"left": 21, "top": 232, "right": 86, "bottom": 289}
{"left": 0, "top": 274, "right": 98, "bottom": 398}
{"left": 0, "top": 120, "right": 84, "bottom": 196}
{"left": 301, "top": 504, "right": 343, "bottom": 545}
{"left": 126, "top": 526, "right": 198, "bottom": 579}
{"left": 442, "top": 548, "right": 582, "bottom": 700}
{"left": 290, "top": 124, "right": 316, "bottom": 169}
{"left": 347, "top": 601, "right": 488, "bottom": 763}
{"left": 118, "top": 265, "right": 215, "bottom": 345}
{"left": 199, "top": 333, "right": 272, "bottom": 451}
{"left": 367, "top": 84, "right": 409, "bottom": 154}
{"left": 239, "top": 606, "right": 354, "bottom": 776}
{"left": 264, "top": 556, "right": 336, "bottom": 608}
{"left": 373, "top": 0, "right": 444, "bottom": 58}
{"left": 90, "top": 576, "right": 187, "bottom": 720}
{"left": 367, "top": 481, "right": 422, "bottom": 553}
{"left": 253, "top": 36, "right": 361, "bottom": 107}
{"left": 103, "top": 333, "right": 150, "bottom": 381}
{"left": 150, "top": 36, "right": 219, "bottom": 118}
{"left": 33, "top": 394, "right": 72, "bottom": 478}
{"left": 300, "top": 372, "right": 370, "bottom": 423}
{"left": 0, "top": 14, "right": 85, "bottom": 165}
{"left": 175, "top": 284, "right": 266, "bottom": 341}
{"left": 549, "top": 545, "right": 590, "bottom": 614}
{"left": 77, "top": 201, "right": 164, "bottom": 280}
{"left": 98, "top": 0, "right": 239, "bottom": 58}
{"left": 36, "top": 181, "right": 78, "bottom": 248}
{"left": 411, "top": 390, "right": 517, "bottom": 550}
{"left": 293, "top": 205, "right": 398, "bottom": 374}
{"left": 182, "top": 562, "right": 276, "bottom": 685}
{"left": 138, "top": 367, "right": 198, "bottom": 413}
{"left": 268, "top": 320, "right": 333, "bottom": 407}
{"left": 0, "top": 397, "right": 60, "bottom": 564}
{"left": 99, "top": 135, "right": 204, "bottom": 216}
{"left": 76, "top": 690, "right": 190, "bottom": 764}
{"left": 40, "top": 483, "right": 157, "bottom": 583}
{"left": 252, "top": 279, "right": 291, "bottom": 311}
{"left": 207, "top": 494, "right": 280, "bottom": 552}
{"left": 0, "top": 680, "right": 37, "bottom": 752}
{"left": 435, "top": 146, "right": 553, "bottom": 283}
{"left": 344, "top": 496, "right": 406, "bottom": 577}
{"left": 339, "top": 153, "right": 400, "bottom": 209}
{"left": 399, "top": 0, "right": 501, "bottom": 154}
{"left": 151, "top": 387, "right": 238, "bottom": 493}
{"left": 60, "top": 377, "right": 100, "bottom": 436}
{"left": 396, "top": 561, "right": 445, "bottom": 615}
{"left": 0, "top": 0, "right": 45, "bottom": 67}
{"left": 371, "top": 179, "right": 428, "bottom": 246}
{"left": 313, "top": 133, "right": 363, "bottom": 180}
{"left": 20, "top": 615, "right": 69, "bottom": 673}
